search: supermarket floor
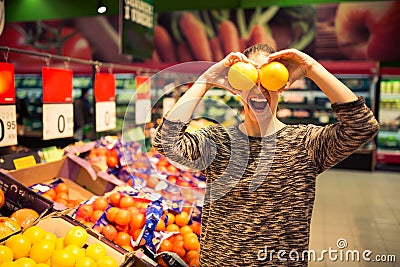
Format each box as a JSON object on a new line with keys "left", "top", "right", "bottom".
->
{"left": 309, "top": 169, "right": 400, "bottom": 267}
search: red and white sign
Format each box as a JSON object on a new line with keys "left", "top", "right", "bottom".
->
{"left": 135, "top": 75, "right": 151, "bottom": 124}
{"left": 42, "top": 67, "right": 74, "bottom": 139}
{"left": 0, "top": 63, "right": 15, "bottom": 104}
{"left": 0, "top": 63, "right": 17, "bottom": 146}
{"left": 94, "top": 73, "right": 116, "bottom": 132}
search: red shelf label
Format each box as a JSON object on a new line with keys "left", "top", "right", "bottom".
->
{"left": 42, "top": 67, "right": 73, "bottom": 103}
{"left": 94, "top": 73, "right": 116, "bottom": 102}
{"left": 0, "top": 63, "right": 16, "bottom": 104}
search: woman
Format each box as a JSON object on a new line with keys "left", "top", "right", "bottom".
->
{"left": 152, "top": 44, "right": 379, "bottom": 266}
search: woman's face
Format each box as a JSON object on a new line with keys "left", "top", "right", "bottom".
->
{"left": 239, "top": 53, "right": 280, "bottom": 123}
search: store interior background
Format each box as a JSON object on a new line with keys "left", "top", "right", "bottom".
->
{"left": 1, "top": 0, "right": 399, "bottom": 266}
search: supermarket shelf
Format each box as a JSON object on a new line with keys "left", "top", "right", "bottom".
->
{"left": 376, "top": 149, "right": 400, "bottom": 165}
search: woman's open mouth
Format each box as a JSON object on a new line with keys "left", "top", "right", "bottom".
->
{"left": 249, "top": 96, "right": 270, "bottom": 112}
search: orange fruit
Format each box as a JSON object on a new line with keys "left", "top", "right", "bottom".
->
{"left": 75, "top": 204, "right": 93, "bottom": 221}
{"left": 44, "top": 188, "right": 56, "bottom": 200}
{"left": 158, "top": 239, "right": 173, "bottom": 252}
{"left": 132, "top": 228, "right": 142, "bottom": 240}
{"left": 166, "top": 213, "right": 175, "bottom": 225}
{"left": 179, "top": 225, "right": 193, "bottom": 236}
{"left": 129, "top": 212, "right": 146, "bottom": 231}
{"left": 10, "top": 209, "right": 39, "bottom": 229}
{"left": 165, "top": 224, "right": 180, "bottom": 233}
{"left": 90, "top": 210, "right": 104, "bottom": 223}
{"left": 155, "top": 219, "right": 165, "bottom": 231}
{"left": 186, "top": 250, "right": 199, "bottom": 263}
{"left": 108, "top": 193, "right": 121, "bottom": 207}
{"left": 188, "top": 257, "right": 200, "bottom": 267}
{"left": 106, "top": 156, "right": 119, "bottom": 169}
{"left": 105, "top": 207, "right": 119, "bottom": 223}
{"left": 55, "top": 192, "right": 69, "bottom": 202}
{"left": 228, "top": 62, "right": 258, "bottom": 91}
{"left": 119, "top": 196, "right": 134, "bottom": 209}
{"left": 175, "top": 212, "right": 190, "bottom": 227}
{"left": 259, "top": 61, "right": 289, "bottom": 91}
{"left": 183, "top": 234, "right": 199, "bottom": 251}
{"left": 189, "top": 221, "right": 201, "bottom": 236}
{"left": 174, "top": 234, "right": 184, "bottom": 242}
{"left": 0, "top": 217, "right": 21, "bottom": 240}
{"left": 54, "top": 183, "right": 69, "bottom": 195}
{"left": 172, "top": 245, "right": 186, "bottom": 259}
{"left": 113, "top": 232, "right": 131, "bottom": 247}
{"left": 158, "top": 257, "right": 168, "bottom": 267}
{"left": 92, "top": 197, "right": 108, "bottom": 211}
{"left": 114, "top": 209, "right": 131, "bottom": 226}
{"left": 0, "top": 189, "right": 4, "bottom": 210}
{"left": 41, "top": 193, "right": 54, "bottom": 201}
{"left": 101, "top": 225, "right": 117, "bottom": 241}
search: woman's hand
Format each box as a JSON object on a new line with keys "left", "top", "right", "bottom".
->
{"left": 198, "top": 52, "right": 256, "bottom": 95}
{"left": 261, "top": 48, "right": 317, "bottom": 92}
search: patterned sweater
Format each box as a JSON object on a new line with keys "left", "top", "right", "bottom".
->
{"left": 152, "top": 97, "right": 379, "bottom": 266}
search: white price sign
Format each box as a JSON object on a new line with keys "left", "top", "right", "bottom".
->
{"left": 42, "top": 103, "right": 74, "bottom": 140}
{"left": 95, "top": 101, "right": 116, "bottom": 132}
{"left": 0, "top": 105, "right": 17, "bottom": 147}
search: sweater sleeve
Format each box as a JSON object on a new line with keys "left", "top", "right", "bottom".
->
{"left": 152, "top": 118, "right": 217, "bottom": 171}
{"left": 303, "top": 96, "right": 380, "bottom": 174}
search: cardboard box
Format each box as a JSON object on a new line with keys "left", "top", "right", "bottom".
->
{"left": 0, "top": 171, "right": 53, "bottom": 242}
{"left": 6, "top": 154, "right": 119, "bottom": 197}
{"left": 35, "top": 214, "right": 133, "bottom": 267}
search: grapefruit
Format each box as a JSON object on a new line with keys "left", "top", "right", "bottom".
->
{"left": 227, "top": 62, "right": 258, "bottom": 91}
{"left": 259, "top": 61, "right": 289, "bottom": 91}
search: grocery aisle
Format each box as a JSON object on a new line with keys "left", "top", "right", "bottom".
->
{"left": 309, "top": 169, "right": 400, "bottom": 267}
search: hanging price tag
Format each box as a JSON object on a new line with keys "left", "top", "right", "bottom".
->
{"left": 42, "top": 103, "right": 73, "bottom": 140}
{"left": 95, "top": 101, "right": 116, "bottom": 132}
{"left": 0, "top": 105, "right": 17, "bottom": 147}
{"left": 0, "top": 63, "right": 15, "bottom": 104}
{"left": 135, "top": 75, "right": 151, "bottom": 124}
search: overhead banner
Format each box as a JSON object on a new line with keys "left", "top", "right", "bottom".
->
{"left": 120, "top": 0, "right": 154, "bottom": 60}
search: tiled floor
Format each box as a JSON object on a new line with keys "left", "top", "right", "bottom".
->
{"left": 309, "top": 169, "right": 400, "bottom": 267}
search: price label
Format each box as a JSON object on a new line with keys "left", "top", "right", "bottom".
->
{"left": 42, "top": 103, "right": 73, "bottom": 140}
{"left": 95, "top": 101, "right": 116, "bottom": 132}
{"left": 0, "top": 105, "right": 17, "bottom": 147}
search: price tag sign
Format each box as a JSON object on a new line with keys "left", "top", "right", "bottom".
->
{"left": 0, "top": 105, "right": 17, "bottom": 147}
{"left": 42, "top": 103, "right": 73, "bottom": 140}
{"left": 95, "top": 101, "right": 116, "bottom": 132}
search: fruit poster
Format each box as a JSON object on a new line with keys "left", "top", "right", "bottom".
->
{"left": 315, "top": 1, "right": 400, "bottom": 62}
{"left": 0, "top": 1, "right": 399, "bottom": 73}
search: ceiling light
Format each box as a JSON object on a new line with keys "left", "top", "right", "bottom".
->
{"left": 97, "top": 1, "right": 107, "bottom": 14}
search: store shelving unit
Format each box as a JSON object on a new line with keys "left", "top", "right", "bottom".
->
{"left": 376, "top": 67, "right": 400, "bottom": 171}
